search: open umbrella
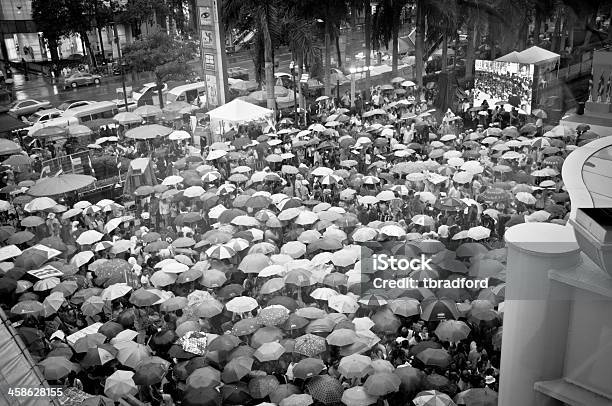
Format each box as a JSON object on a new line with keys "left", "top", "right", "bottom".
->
{"left": 364, "top": 372, "right": 401, "bottom": 396}
{"left": 28, "top": 175, "right": 96, "bottom": 197}
{"left": 37, "top": 356, "right": 78, "bottom": 380}
{"left": 342, "top": 386, "right": 377, "bottom": 406}
{"left": 413, "top": 390, "right": 456, "bottom": 406}
{"left": 104, "top": 370, "right": 137, "bottom": 401}
{"left": 434, "top": 320, "right": 471, "bottom": 342}
{"left": 307, "top": 375, "right": 343, "bottom": 404}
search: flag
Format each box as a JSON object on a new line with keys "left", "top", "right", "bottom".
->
{"left": 53, "top": 169, "right": 63, "bottom": 177}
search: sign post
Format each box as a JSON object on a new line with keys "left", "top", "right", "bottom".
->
{"left": 197, "top": 0, "right": 229, "bottom": 108}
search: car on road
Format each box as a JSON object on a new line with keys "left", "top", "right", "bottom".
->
{"left": 26, "top": 108, "right": 63, "bottom": 125}
{"left": 8, "top": 99, "right": 53, "bottom": 117}
{"left": 57, "top": 99, "right": 94, "bottom": 111}
{"left": 63, "top": 72, "right": 102, "bottom": 89}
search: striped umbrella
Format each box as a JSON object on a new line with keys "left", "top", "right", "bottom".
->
{"left": 413, "top": 390, "right": 456, "bottom": 406}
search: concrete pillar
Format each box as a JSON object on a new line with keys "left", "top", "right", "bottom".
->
{"left": 499, "top": 223, "right": 581, "bottom": 406}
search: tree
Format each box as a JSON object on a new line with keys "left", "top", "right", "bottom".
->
{"left": 223, "top": 0, "right": 280, "bottom": 110}
{"left": 32, "top": 0, "right": 72, "bottom": 75}
{"left": 314, "top": 0, "right": 348, "bottom": 97}
{"left": 122, "top": 32, "right": 197, "bottom": 108}
{"left": 277, "top": 2, "right": 319, "bottom": 112}
{"left": 372, "top": 0, "right": 409, "bottom": 76}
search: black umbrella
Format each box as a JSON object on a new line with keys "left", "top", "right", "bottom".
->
{"left": 98, "top": 321, "right": 124, "bottom": 339}
{"left": 182, "top": 387, "right": 222, "bottom": 406}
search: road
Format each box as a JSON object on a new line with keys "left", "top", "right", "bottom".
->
{"left": 9, "top": 49, "right": 294, "bottom": 107}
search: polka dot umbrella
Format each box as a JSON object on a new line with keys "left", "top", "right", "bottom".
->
{"left": 294, "top": 333, "right": 327, "bottom": 357}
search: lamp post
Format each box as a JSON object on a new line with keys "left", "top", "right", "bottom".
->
{"left": 290, "top": 60, "right": 298, "bottom": 125}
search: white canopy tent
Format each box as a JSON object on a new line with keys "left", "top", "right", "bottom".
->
{"left": 496, "top": 51, "right": 522, "bottom": 64}
{"left": 515, "top": 46, "right": 560, "bottom": 65}
{"left": 496, "top": 46, "right": 560, "bottom": 65}
{"left": 207, "top": 98, "right": 274, "bottom": 123}
{"left": 207, "top": 98, "right": 274, "bottom": 141}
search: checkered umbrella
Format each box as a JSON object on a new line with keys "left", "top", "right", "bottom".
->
{"left": 306, "top": 375, "right": 343, "bottom": 404}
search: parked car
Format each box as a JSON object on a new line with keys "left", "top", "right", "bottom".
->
{"left": 8, "top": 99, "right": 53, "bottom": 117}
{"left": 63, "top": 72, "right": 102, "bottom": 89}
{"left": 26, "top": 108, "right": 63, "bottom": 125}
{"left": 57, "top": 99, "right": 94, "bottom": 111}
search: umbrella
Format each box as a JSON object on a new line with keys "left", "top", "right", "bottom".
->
{"left": 37, "top": 356, "right": 78, "bottom": 380}
{"left": 226, "top": 296, "right": 259, "bottom": 313}
{"left": 248, "top": 375, "right": 279, "bottom": 399}
{"left": 455, "top": 387, "right": 498, "bottom": 406}
{"left": 413, "top": 390, "right": 456, "bottom": 406}
{"left": 116, "top": 341, "right": 151, "bottom": 368}
{"left": 28, "top": 175, "right": 96, "bottom": 197}
{"left": 81, "top": 344, "right": 118, "bottom": 367}
{"left": 125, "top": 124, "right": 172, "bottom": 140}
{"left": 434, "top": 320, "right": 471, "bottom": 342}
{"left": 294, "top": 333, "right": 327, "bottom": 357}
{"left": 183, "top": 387, "right": 222, "bottom": 406}
{"left": 342, "top": 386, "right": 377, "bottom": 406}
{"left": 11, "top": 300, "right": 44, "bottom": 315}
{"left": 339, "top": 353, "right": 372, "bottom": 378}
{"left": 364, "top": 372, "right": 401, "bottom": 396}
{"left": 421, "top": 298, "right": 459, "bottom": 321}
{"left": 254, "top": 341, "right": 286, "bottom": 361}
{"left": 104, "top": 370, "right": 138, "bottom": 401}
{"left": 293, "top": 357, "right": 325, "bottom": 379}
{"left": 306, "top": 375, "right": 343, "bottom": 404}
{"left": 222, "top": 356, "right": 253, "bottom": 383}
{"left": 133, "top": 357, "right": 169, "bottom": 385}
{"left": 76, "top": 230, "right": 104, "bottom": 245}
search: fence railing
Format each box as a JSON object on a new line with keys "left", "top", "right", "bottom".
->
{"left": 541, "top": 57, "right": 593, "bottom": 86}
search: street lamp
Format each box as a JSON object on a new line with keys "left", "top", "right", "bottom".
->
{"left": 290, "top": 61, "right": 298, "bottom": 125}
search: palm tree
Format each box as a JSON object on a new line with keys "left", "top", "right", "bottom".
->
{"left": 223, "top": 0, "right": 279, "bottom": 110}
{"left": 414, "top": 0, "right": 455, "bottom": 88}
{"left": 372, "top": 0, "right": 409, "bottom": 75}
{"left": 278, "top": 2, "right": 319, "bottom": 112}
{"left": 457, "top": 0, "right": 505, "bottom": 81}
{"left": 319, "top": 0, "right": 349, "bottom": 96}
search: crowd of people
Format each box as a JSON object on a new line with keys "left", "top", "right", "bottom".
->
{"left": 0, "top": 79, "right": 579, "bottom": 406}
{"left": 473, "top": 67, "right": 534, "bottom": 114}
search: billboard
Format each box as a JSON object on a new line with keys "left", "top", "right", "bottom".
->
{"left": 197, "top": 0, "right": 228, "bottom": 107}
{"left": 474, "top": 60, "right": 535, "bottom": 114}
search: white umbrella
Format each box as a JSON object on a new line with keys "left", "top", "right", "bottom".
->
{"left": 162, "top": 175, "right": 184, "bottom": 186}
{"left": 206, "top": 150, "right": 227, "bottom": 161}
{"left": 101, "top": 283, "right": 133, "bottom": 301}
{"left": 169, "top": 130, "right": 191, "bottom": 141}
{"left": 76, "top": 230, "right": 104, "bottom": 245}
{"left": 226, "top": 296, "right": 259, "bottom": 313}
